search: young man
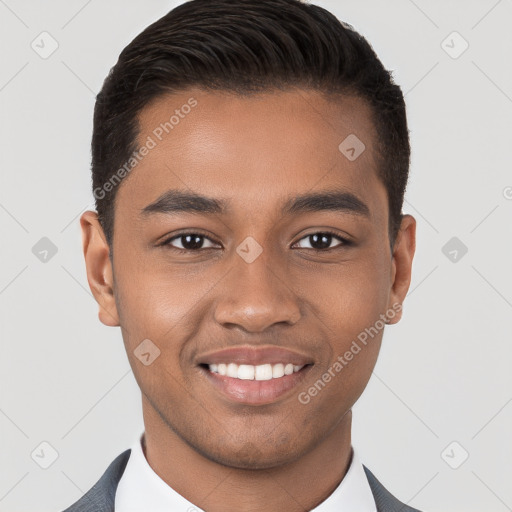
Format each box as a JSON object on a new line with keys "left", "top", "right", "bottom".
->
{"left": 66, "top": 0, "right": 418, "bottom": 510}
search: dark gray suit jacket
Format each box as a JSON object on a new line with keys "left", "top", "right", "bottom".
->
{"left": 62, "top": 449, "right": 421, "bottom": 512}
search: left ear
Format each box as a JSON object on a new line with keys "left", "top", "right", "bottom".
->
{"left": 386, "top": 214, "right": 416, "bottom": 324}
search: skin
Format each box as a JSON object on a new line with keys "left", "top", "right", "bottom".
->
{"left": 81, "top": 88, "right": 416, "bottom": 512}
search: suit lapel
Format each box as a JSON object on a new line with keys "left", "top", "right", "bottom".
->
{"left": 62, "top": 449, "right": 131, "bottom": 512}
{"left": 363, "top": 465, "right": 422, "bottom": 512}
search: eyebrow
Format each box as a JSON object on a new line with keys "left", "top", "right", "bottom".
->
{"left": 141, "top": 189, "right": 370, "bottom": 219}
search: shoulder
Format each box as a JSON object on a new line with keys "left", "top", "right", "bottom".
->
{"left": 61, "top": 449, "right": 132, "bottom": 512}
{"left": 363, "top": 466, "right": 423, "bottom": 512}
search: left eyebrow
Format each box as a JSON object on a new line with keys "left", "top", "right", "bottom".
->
{"left": 282, "top": 189, "right": 371, "bottom": 219}
{"left": 141, "top": 188, "right": 370, "bottom": 219}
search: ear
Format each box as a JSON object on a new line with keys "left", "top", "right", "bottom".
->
{"left": 80, "top": 211, "right": 120, "bottom": 327}
{"left": 387, "top": 214, "right": 416, "bottom": 324}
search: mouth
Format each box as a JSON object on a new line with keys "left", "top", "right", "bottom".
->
{"left": 196, "top": 345, "right": 314, "bottom": 405}
{"left": 198, "top": 362, "right": 313, "bottom": 405}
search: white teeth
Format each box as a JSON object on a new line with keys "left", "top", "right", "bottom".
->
{"left": 272, "top": 363, "right": 285, "bottom": 378}
{"left": 255, "top": 364, "right": 273, "bottom": 380}
{"left": 208, "top": 362, "right": 305, "bottom": 380}
{"left": 226, "top": 363, "right": 238, "bottom": 378}
{"left": 237, "top": 364, "right": 255, "bottom": 380}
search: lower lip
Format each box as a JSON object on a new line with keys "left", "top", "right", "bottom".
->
{"left": 200, "top": 365, "right": 312, "bottom": 405}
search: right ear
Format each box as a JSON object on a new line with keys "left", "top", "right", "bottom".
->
{"left": 80, "top": 211, "right": 120, "bottom": 327}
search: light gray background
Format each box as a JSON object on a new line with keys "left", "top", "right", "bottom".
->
{"left": 1, "top": 1, "right": 511, "bottom": 511}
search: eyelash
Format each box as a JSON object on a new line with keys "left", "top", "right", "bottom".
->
{"left": 160, "top": 230, "right": 352, "bottom": 253}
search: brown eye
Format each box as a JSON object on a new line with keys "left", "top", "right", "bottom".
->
{"left": 163, "top": 233, "right": 218, "bottom": 251}
{"left": 294, "top": 232, "right": 349, "bottom": 251}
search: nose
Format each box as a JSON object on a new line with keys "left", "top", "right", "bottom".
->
{"left": 213, "top": 251, "right": 302, "bottom": 333}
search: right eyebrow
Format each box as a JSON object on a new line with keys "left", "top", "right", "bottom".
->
{"left": 141, "top": 189, "right": 227, "bottom": 217}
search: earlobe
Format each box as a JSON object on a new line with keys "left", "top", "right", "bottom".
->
{"left": 80, "top": 211, "right": 120, "bottom": 327}
{"left": 386, "top": 214, "right": 416, "bottom": 325}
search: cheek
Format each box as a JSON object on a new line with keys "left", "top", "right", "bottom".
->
{"left": 113, "top": 250, "right": 212, "bottom": 338}
{"left": 293, "top": 254, "right": 390, "bottom": 332}
{"left": 290, "top": 252, "right": 390, "bottom": 394}
{"left": 112, "top": 272, "right": 186, "bottom": 397}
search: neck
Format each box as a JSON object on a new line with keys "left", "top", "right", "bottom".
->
{"left": 141, "top": 400, "right": 353, "bottom": 512}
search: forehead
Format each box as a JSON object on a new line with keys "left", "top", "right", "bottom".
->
{"left": 116, "top": 87, "right": 386, "bottom": 224}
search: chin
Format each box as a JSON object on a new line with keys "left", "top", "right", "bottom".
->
{"left": 201, "top": 441, "right": 302, "bottom": 471}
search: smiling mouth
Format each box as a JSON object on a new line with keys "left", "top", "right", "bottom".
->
{"left": 206, "top": 362, "right": 305, "bottom": 380}
{"left": 198, "top": 362, "right": 313, "bottom": 405}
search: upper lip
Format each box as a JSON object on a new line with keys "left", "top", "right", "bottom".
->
{"left": 196, "top": 345, "right": 314, "bottom": 366}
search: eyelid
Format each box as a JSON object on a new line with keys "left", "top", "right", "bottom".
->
{"left": 159, "top": 230, "right": 222, "bottom": 249}
{"left": 292, "top": 230, "right": 351, "bottom": 250}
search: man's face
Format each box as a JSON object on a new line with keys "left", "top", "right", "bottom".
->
{"left": 83, "top": 88, "right": 415, "bottom": 469}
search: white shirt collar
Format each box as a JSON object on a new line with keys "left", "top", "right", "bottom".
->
{"left": 115, "top": 432, "right": 377, "bottom": 512}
